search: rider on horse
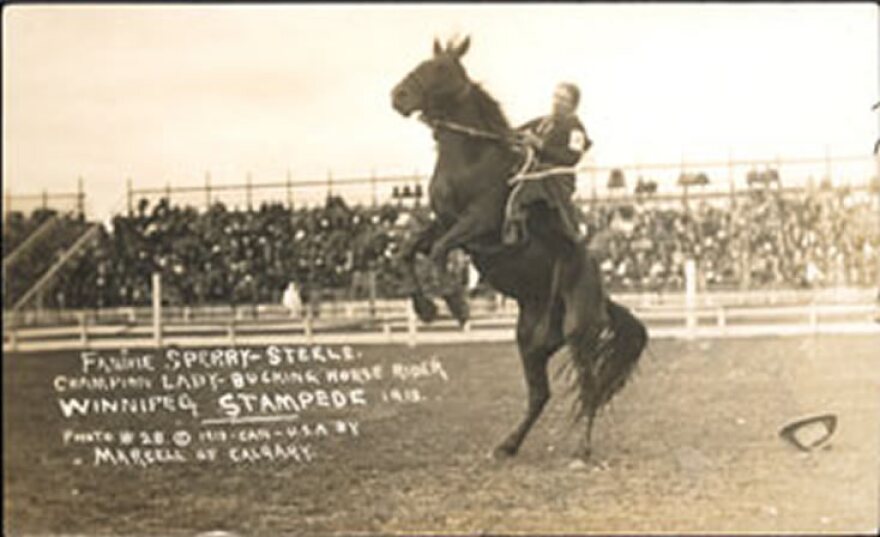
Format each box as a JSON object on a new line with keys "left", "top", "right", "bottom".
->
{"left": 503, "top": 82, "right": 592, "bottom": 255}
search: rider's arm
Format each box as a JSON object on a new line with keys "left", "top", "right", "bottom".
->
{"left": 538, "top": 125, "right": 591, "bottom": 166}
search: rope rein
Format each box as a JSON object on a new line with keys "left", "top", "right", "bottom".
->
{"left": 418, "top": 114, "right": 507, "bottom": 142}
{"left": 417, "top": 114, "right": 578, "bottom": 185}
{"left": 508, "top": 165, "right": 580, "bottom": 185}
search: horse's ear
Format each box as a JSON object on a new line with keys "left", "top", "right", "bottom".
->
{"left": 452, "top": 36, "right": 470, "bottom": 58}
{"left": 433, "top": 38, "right": 443, "bottom": 56}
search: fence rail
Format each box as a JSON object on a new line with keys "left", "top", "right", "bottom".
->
{"left": 3, "top": 287, "right": 873, "bottom": 328}
{"left": 5, "top": 290, "right": 878, "bottom": 353}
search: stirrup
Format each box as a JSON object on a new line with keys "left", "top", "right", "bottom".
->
{"left": 502, "top": 221, "right": 525, "bottom": 245}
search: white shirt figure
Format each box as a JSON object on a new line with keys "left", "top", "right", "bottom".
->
{"left": 282, "top": 282, "right": 302, "bottom": 318}
{"left": 805, "top": 261, "right": 823, "bottom": 286}
{"left": 467, "top": 260, "right": 480, "bottom": 292}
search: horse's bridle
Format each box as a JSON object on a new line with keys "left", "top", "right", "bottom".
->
{"left": 417, "top": 114, "right": 509, "bottom": 143}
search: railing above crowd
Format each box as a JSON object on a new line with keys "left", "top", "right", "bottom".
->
{"left": 118, "top": 152, "right": 878, "bottom": 212}
{"left": 3, "top": 178, "right": 87, "bottom": 221}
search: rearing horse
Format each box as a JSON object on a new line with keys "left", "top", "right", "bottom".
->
{"left": 391, "top": 36, "right": 648, "bottom": 461}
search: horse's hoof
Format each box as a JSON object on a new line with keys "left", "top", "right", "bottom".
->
{"left": 412, "top": 295, "right": 438, "bottom": 323}
{"left": 443, "top": 293, "right": 470, "bottom": 327}
{"left": 571, "top": 446, "right": 592, "bottom": 463}
{"left": 490, "top": 444, "right": 517, "bottom": 460}
{"left": 452, "top": 307, "right": 470, "bottom": 328}
{"left": 568, "top": 459, "right": 589, "bottom": 471}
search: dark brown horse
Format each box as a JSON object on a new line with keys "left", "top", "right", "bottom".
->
{"left": 391, "top": 36, "right": 648, "bottom": 461}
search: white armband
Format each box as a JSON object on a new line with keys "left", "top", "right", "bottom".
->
{"left": 568, "top": 130, "right": 586, "bottom": 152}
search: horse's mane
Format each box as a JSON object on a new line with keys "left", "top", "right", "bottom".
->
{"left": 470, "top": 83, "right": 511, "bottom": 135}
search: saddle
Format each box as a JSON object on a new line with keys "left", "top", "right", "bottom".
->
{"left": 501, "top": 149, "right": 584, "bottom": 249}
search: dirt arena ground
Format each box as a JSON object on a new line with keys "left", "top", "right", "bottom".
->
{"left": 4, "top": 334, "right": 879, "bottom": 535}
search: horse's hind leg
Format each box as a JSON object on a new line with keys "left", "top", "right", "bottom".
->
{"left": 576, "top": 407, "right": 599, "bottom": 463}
{"left": 560, "top": 248, "right": 609, "bottom": 336}
{"left": 493, "top": 298, "right": 564, "bottom": 459}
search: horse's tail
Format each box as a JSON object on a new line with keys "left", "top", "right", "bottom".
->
{"left": 557, "top": 299, "right": 649, "bottom": 423}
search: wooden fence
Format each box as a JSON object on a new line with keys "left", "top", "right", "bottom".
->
{"left": 5, "top": 287, "right": 878, "bottom": 353}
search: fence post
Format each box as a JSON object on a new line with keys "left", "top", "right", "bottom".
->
{"left": 368, "top": 270, "right": 377, "bottom": 317}
{"left": 304, "top": 310, "right": 314, "bottom": 344}
{"left": 406, "top": 300, "right": 417, "bottom": 348}
{"left": 824, "top": 145, "right": 832, "bottom": 187}
{"left": 740, "top": 233, "right": 751, "bottom": 292}
{"left": 727, "top": 148, "right": 736, "bottom": 205}
{"left": 8, "top": 327, "right": 17, "bottom": 352}
{"left": 327, "top": 170, "right": 334, "bottom": 199}
{"left": 77, "top": 176, "right": 85, "bottom": 218}
{"left": 228, "top": 317, "right": 236, "bottom": 345}
{"left": 809, "top": 301, "right": 819, "bottom": 332}
{"left": 152, "top": 272, "right": 162, "bottom": 348}
{"left": 370, "top": 169, "right": 378, "bottom": 207}
{"left": 126, "top": 178, "right": 133, "bottom": 216}
{"left": 246, "top": 172, "right": 253, "bottom": 210}
{"left": 205, "top": 171, "right": 212, "bottom": 209}
{"left": 79, "top": 311, "right": 88, "bottom": 347}
{"left": 685, "top": 258, "right": 697, "bottom": 340}
{"left": 286, "top": 169, "right": 294, "bottom": 209}
{"left": 382, "top": 313, "right": 392, "bottom": 342}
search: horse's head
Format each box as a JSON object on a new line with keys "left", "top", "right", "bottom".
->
{"left": 391, "top": 36, "right": 472, "bottom": 117}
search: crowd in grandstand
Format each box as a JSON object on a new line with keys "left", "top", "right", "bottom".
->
{"left": 3, "top": 183, "right": 878, "bottom": 311}
{"left": 50, "top": 196, "right": 409, "bottom": 309}
{"left": 586, "top": 187, "right": 878, "bottom": 291}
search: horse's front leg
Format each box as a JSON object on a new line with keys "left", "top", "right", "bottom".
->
{"left": 400, "top": 220, "right": 443, "bottom": 323}
{"left": 426, "top": 207, "right": 499, "bottom": 326}
{"left": 427, "top": 205, "right": 496, "bottom": 268}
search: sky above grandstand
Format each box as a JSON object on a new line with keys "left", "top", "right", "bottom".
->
{"left": 3, "top": 3, "right": 878, "bottom": 217}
